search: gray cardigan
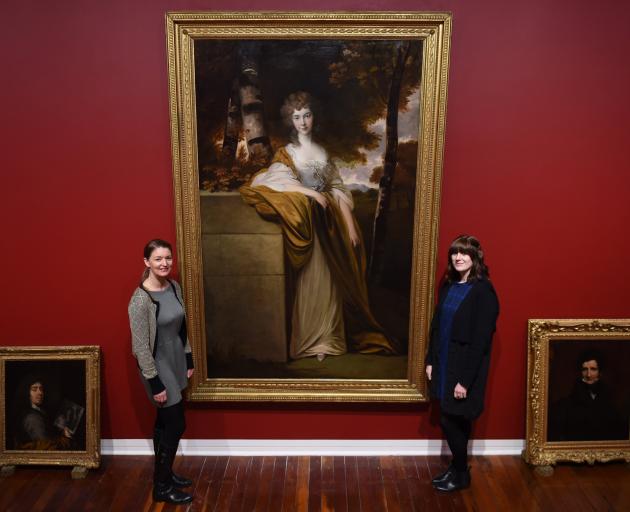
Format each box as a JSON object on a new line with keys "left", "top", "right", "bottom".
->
{"left": 128, "top": 280, "right": 193, "bottom": 392}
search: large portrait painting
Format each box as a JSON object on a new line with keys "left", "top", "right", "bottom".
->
{"left": 0, "top": 346, "right": 100, "bottom": 472}
{"left": 166, "top": 12, "right": 452, "bottom": 401}
{"left": 525, "top": 320, "right": 630, "bottom": 469}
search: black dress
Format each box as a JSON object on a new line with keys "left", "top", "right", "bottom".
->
{"left": 426, "top": 279, "right": 499, "bottom": 419}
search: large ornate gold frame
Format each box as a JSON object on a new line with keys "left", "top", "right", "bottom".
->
{"left": 525, "top": 319, "right": 630, "bottom": 467}
{"left": 0, "top": 346, "right": 100, "bottom": 470}
{"left": 166, "top": 12, "right": 452, "bottom": 401}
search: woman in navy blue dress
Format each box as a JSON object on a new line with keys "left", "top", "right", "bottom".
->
{"left": 425, "top": 235, "right": 499, "bottom": 492}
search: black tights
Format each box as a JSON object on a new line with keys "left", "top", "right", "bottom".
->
{"left": 440, "top": 412, "right": 472, "bottom": 472}
{"left": 154, "top": 399, "right": 186, "bottom": 449}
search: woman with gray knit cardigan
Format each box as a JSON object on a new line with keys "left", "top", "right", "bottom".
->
{"left": 128, "top": 239, "right": 194, "bottom": 505}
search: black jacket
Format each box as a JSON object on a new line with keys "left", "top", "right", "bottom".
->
{"left": 426, "top": 279, "right": 499, "bottom": 419}
{"left": 548, "top": 380, "right": 629, "bottom": 441}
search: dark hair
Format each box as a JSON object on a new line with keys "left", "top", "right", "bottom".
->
{"left": 280, "top": 91, "right": 321, "bottom": 145}
{"left": 17, "top": 374, "right": 45, "bottom": 405}
{"left": 578, "top": 350, "right": 604, "bottom": 372}
{"left": 445, "top": 234, "right": 489, "bottom": 283}
{"left": 142, "top": 239, "right": 172, "bottom": 280}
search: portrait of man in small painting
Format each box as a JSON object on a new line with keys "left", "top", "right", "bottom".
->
{"left": 195, "top": 39, "right": 423, "bottom": 380}
{"left": 547, "top": 340, "right": 630, "bottom": 442}
{"left": 5, "top": 360, "right": 87, "bottom": 451}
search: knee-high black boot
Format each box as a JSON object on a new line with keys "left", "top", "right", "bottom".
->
{"left": 153, "top": 443, "right": 193, "bottom": 504}
{"left": 153, "top": 427, "right": 192, "bottom": 488}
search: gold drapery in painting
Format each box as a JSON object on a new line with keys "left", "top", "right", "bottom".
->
{"left": 240, "top": 148, "right": 396, "bottom": 355}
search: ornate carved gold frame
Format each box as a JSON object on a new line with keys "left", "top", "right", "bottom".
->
{"left": 0, "top": 346, "right": 100, "bottom": 470}
{"left": 525, "top": 319, "right": 630, "bottom": 467}
{"left": 166, "top": 12, "right": 452, "bottom": 401}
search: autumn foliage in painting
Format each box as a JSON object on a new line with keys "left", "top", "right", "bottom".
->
{"left": 194, "top": 40, "right": 421, "bottom": 194}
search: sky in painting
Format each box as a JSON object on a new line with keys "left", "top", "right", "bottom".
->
{"left": 337, "top": 87, "right": 420, "bottom": 189}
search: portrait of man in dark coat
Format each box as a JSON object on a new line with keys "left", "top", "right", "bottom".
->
{"left": 12, "top": 376, "right": 73, "bottom": 450}
{"left": 548, "top": 349, "right": 629, "bottom": 442}
{"left": 5, "top": 361, "right": 87, "bottom": 452}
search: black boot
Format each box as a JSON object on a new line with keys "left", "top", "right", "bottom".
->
{"left": 153, "top": 444, "right": 193, "bottom": 504}
{"left": 171, "top": 472, "right": 193, "bottom": 488}
{"left": 434, "top": 466, "right": 471, "bottom": 492}
{"left": 153, "top": 428, "right": 192, "bottom": 488}
{"left": 431, "top": 463, "right": 455, "bottom": 486}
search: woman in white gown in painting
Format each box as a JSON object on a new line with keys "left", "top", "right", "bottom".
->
{"left": 240, "top": 92, "right": 395, "bottom": 360}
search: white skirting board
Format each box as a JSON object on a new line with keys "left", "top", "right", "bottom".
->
{"left": 101, "top": 439, "right": 525, "bottom": 456}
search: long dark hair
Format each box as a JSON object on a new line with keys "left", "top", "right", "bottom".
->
{"left": 445, "top": 234, "right": 489, "bottom": 283}
{"left": 141, "top": 239, "right": 172, "bottom": 281}
{"left": 17, "top": 374, "right": 46, "bottom": 407}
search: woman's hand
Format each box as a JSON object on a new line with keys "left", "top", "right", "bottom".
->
{"left": 310, "top": 191, "right": 328, "bottom": 209}
{"left": 62, "top": 427, "right": 73, "bottom": 439}
{"left": 337, "top": 196, "right": 361, "bottom": 246}
{"left": 187, "top": 369, "right": 194, "bottom": 379}
{"left": 348, "top": 225, "right": 360, "bottom": 247}
{"left": 153, "top": 390, "right": 167, "bottom": 405}
{"left": 283, "top": 184, "right": 328, "bottom": 208}
{"left": 426, "top": 365, "right": 432, "bottom": 381}
{"left": 453, "top": 383, "right": 467, "bottom": 399}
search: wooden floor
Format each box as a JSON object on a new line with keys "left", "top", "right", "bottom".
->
{"left": 1, "top": 455, "right": 629, "bottom": 511}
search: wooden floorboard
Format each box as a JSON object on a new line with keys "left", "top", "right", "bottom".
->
{"left": 267, "top": 456, "right": 287, "bottom": 512}
{"left": 281, "top": 455, "right": 299, "bottom": 512}
{"left": 344, "top": 456, "right": 361, "bottom": 512}
{"left": 307, "top": 455, "right": 321, "bottom": 512}
{"left": 0, "top": 455, "right": 628, "bottom": 511}
{"left": 401, "top": 455, "right": 430, "bottom": 512}
{"left": 250, "top": 456, "right": 274, "bottom": 512}
{"left": 320, "top": 456, "right": 334, "bottom": 512}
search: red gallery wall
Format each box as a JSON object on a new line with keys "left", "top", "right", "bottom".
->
{"left": 2, "top": 0, "right": 629, "bottom": 440}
